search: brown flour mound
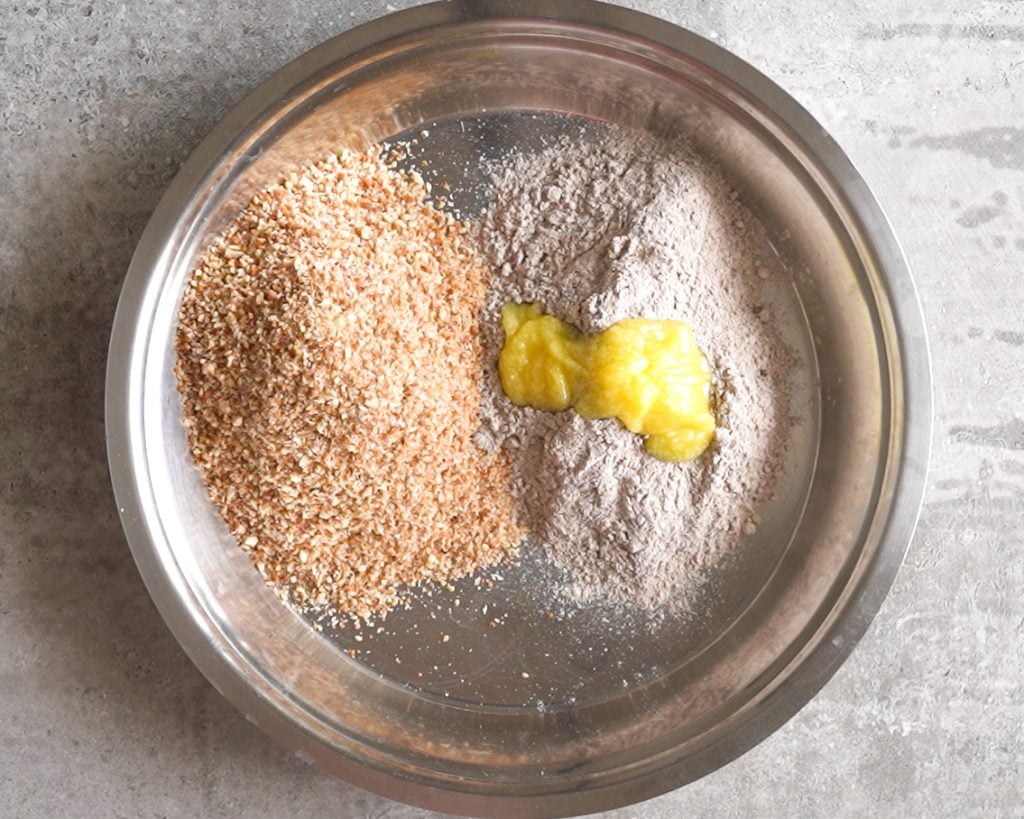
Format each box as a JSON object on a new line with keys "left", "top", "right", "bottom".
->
{"left": 475, "top": 127, "right": 795, "bottom": 614}
{"left": 175, "top": 148, "right": 521, "bottom": 620}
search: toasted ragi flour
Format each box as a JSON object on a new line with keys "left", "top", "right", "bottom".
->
{"left": 475, "top": 126, "right": 796, "bottom": 614}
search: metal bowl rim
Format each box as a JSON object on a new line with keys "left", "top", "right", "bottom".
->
{"left": 105, "top": 1, "right": 933, "bottom": 815}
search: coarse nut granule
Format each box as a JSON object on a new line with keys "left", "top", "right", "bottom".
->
{"left": 175, "top": 147, "right": 522, "bottom": 621}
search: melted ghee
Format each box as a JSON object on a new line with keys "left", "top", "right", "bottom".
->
{"left": 499, "top": 303, "right": 715, "bottom": 462}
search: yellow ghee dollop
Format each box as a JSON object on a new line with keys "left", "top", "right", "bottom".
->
{"left": 498, "top": 303, "right": 716, "bottom": 462}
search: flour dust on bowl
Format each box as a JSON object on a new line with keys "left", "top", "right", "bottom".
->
{"left": 105, "top": 2, "right": 931, "bottom": 816}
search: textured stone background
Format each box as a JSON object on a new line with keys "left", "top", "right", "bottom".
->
{"left": 1, "top": 1, "right": 1021, "bottom": 816}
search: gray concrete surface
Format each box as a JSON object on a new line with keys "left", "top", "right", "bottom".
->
{"left": 1, "top": 1, "right": 1021, "bottom": 816}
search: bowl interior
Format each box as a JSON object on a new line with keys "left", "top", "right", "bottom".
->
{"left": 134, "top": 16, "right": 896, "bottom": 803}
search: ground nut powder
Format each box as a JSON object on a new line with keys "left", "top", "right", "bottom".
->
{"left": 175, "top": 148, "right": 521, "bottom": 620}
{"left": 475, "top": 127, "right": 795, "bottom": 613}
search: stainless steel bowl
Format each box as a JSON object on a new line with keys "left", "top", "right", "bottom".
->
{"left": 106, "top": 2, "right": 932, "bottom": 816}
